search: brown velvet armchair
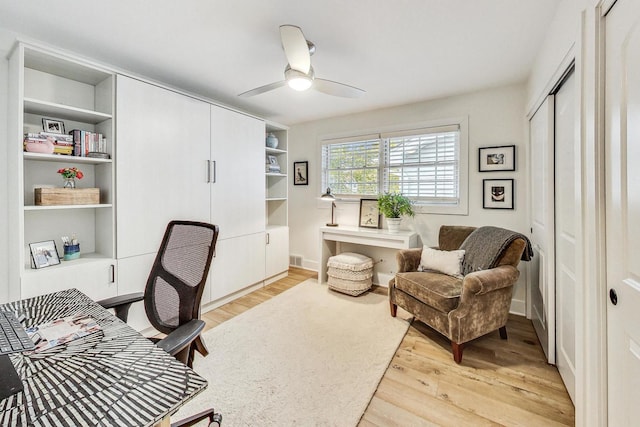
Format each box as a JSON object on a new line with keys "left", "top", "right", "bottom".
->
{"left": 389, "top": 225, "right": 528, "bottom": 364}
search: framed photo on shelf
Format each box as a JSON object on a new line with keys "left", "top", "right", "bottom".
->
{"left": 42, "top": 118, "right": 65, "bottom": 134}
{"left": 293, "top": 161, "right": 308, "bottom": 185}
{"left": 29, "top": 240, "right": 61, "bottom": 269}
{"left": 478, "top": 145, "right": 515, "bottom": 172}
{"left": 266, "top": 155, "right": 281, "bottom": 173}
{"left": 483, "top": 179, "right": 514, "bottom": 209}
{"left": 359, "top": 198, "right": 381, "bottom": 228}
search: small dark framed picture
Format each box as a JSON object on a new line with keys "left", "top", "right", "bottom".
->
{"left": 293, "top": 161, "right": 308, "bottom": 185}
{"left": 42, "top": 118, "right": 65, "bottom": 134}
{"left": 483, "top": 179, "right": 514, "bottom": 209}
{"left": 29, "top": 240, "right": 61, "bottom": 269}
{"left": 359, "top": 199, "right": 381, "bottom": 228}
{"left": 479, "top": 145, "right": 515, "bottom": 172}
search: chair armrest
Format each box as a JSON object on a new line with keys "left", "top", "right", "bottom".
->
{"left": 462, "top": 265, "right": 520, "bottom": 296}
{"left": 396, "top": 248, "right": 423, "bottom": 273}
{"left": 97, "top": 292, "right": 144, "bottom": 322}
{"left": 157, "top": 319, "right": 205, "bottom": 358}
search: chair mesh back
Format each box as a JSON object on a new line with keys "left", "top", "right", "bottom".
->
{"left": 145, "top": 221, "right": 219, "bottom": 334}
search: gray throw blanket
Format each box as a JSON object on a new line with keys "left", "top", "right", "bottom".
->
{"left": 459, "top": 226, "right": 534, "bottom": 276}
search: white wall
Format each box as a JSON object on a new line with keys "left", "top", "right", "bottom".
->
{"left": 288, "top": 83, "right": 530, "bottom": 313}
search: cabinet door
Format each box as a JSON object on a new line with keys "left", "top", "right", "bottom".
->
{"left": 21, "top": 259, "right": 117, "bottom": 301}
{"left": 116, "top": 76, "right": 211, "bottom": 258}
{"left": 116, "top": 253, "right": 156, "bottom": 333}
{"left": 210, "top": 105, "right": 265, "bottom": 239}
{"left": 266, "top": 226, "right": 289, "bottom": 278}
{"left": 208, "top": 233, "right": 266, "bottom": 302}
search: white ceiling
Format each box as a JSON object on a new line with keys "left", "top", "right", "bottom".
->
{"left": 0, "top": 0, "right": 559, "bottom": 126}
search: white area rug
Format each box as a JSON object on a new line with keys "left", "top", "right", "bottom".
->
{"left": 173, "top": 279, "right": 411, "bottom": 426}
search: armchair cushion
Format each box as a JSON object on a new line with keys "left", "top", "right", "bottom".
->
{"left": 395, "top": 271, "right": 462, "bottom": 312}
{"left": 419, "top": 246, "right": 465, "bottom": 278}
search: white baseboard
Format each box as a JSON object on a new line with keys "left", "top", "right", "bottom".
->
{"left": 201, "top": 281, "right": 265, "bottom": 314}
{"left": 509, "top": 298, "right": 526, "bottom": 317}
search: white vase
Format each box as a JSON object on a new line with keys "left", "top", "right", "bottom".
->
{"left": 386, "top": 218, "right": 402, "bottom": 233}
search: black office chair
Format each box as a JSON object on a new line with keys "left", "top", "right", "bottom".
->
{"left": 98, "top": 220, "right": 222, "bottom": 426}
{"left": 99, "top": 220, "right": 218, "bottom": 366}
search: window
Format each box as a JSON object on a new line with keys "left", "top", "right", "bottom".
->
{"left": 321, "top": 119, "right": 468, "bottom": 214}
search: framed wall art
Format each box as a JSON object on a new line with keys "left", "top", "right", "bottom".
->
{"left": 483, "top": 179, "right": 514, "bottom": 209}
{"left": 29, "top": 240, "right": 61, "bottom": 269}
{"left": 478, "top": 145, "right": 515, "bottom": 172}
{"left": 359, "top": 199, "right": 380, "bottom": 228}
{"left": 293, "top": 161, "right": 308, "bottom": 185}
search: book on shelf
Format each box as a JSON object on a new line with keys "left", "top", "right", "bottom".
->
{"left": 70, "top": 129, "right": 108, "bottom": 157}
{"left": 25, "top": 313, "right": 101, "bottom": 353}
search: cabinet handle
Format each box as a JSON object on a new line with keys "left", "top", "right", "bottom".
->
{"left": 109, "top": 264, "right": 115, "bottom": 283}
{"left": 266, "top": 233, "right": 270, "bottom": 245}
{"left": 212, "top": 160, "right": 217, "bottom": 183}
{"left": 206, "top": 160, "right": 211, "bottom": 183}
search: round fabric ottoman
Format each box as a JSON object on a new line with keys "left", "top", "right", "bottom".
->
{"left": 326, "top": 252, "right": 374, "bottom": 296}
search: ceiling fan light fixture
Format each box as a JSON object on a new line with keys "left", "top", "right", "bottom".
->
{"left": 285, "top": 66, "right": 314, "bottom": 91}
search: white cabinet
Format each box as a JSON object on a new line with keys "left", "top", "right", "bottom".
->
{"left": 7, "top": 42, "right": 116, "bottom": 302}
{"left": 116, "top": 75, "right": 211, "bottom": 258}
{"left": 208, "top": 233, "right": 266, "bottom": 303}
{"left": 116, "top": 253, "right": 156, "bottom": 332}
{"left": 266, "top": 226, "right": 290, "bottom": 279}
{"left": 210, "top": 105, "right": 265, "bottom": 239}
{"left": 21, "top": 258, "right": 117, "bottom": 301}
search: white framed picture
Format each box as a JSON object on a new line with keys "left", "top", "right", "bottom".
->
{"left": 29, "top": 240, "right": 61, "bottom": 269}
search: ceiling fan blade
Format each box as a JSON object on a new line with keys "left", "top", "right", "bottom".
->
{"left": 314, "top": 78, "right": 366, "bottom": 98}
{"left": 238, "top": 81, "right": 287, "bottom": 97}
{"left": 280, "top": 25, "right": 310, "bottom": 74}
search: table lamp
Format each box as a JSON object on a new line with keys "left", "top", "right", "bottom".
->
{"left": 321, "top": 188, "right": 338, "bottom": 227}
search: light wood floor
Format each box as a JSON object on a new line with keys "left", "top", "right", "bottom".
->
{"left": 201, "top": 268, "right": 575, "bottom": 426}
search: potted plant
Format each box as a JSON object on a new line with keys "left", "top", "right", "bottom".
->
{"left": 377, "top": 192, "right": 415, "bottom": 232}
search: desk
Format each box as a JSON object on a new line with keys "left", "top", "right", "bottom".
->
{"left": 319, "top": 226, "right": 419, "bottom": 284}
{"left": 0, "top": 288, "right": 207, "bottom": 426}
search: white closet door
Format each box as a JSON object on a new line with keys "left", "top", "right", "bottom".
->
{"left": 605, "top": 1, "right": 640, "bottom": 423}
{"left": 529, "top": 96, "right": 556, "bottom": 364}
{"left": 554, "top": 71, "right": 577, "bottom": 402}
{"left": 210, "top": 105, "right": 265, "bottom": 239}
{"left": 116, "top": 76, "right": 211, "bottom": 258}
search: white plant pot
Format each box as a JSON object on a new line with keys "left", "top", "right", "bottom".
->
{"left": 386, "top": 218, "right": 402, "bottom": 233}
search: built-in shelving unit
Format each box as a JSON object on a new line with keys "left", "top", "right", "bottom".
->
{"left": 7, "top": 43, "right": 117, "bottom": 302}
{"left": 264, "top": 122, "right": 290, "bottom": 279}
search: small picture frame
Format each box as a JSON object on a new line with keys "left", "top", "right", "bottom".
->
{"left": 483, "top": 179, "right": 514, "bottom": 209}
{"left": 293, "top": 161, "right": 308, "bottom": 186}
{"left": 359, "top": 199, "right": 381, "bottom": 228}
{"left": 29, "top": 240, "right": 61, "bottom": 269}
{"left": 478, "top": 145, "right": 515, "bottom": 172}
{"left": 42, "top": 118, "right": 65, "bottom": 134}
{"left": 266, "top": 155, "right": 281, "bottom": 173}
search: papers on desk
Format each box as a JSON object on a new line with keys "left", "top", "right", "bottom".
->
{"left": 25, "top": 313, "right": 101, "bottom": 353}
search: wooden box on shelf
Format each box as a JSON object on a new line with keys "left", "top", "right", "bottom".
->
{"left": 34, "top": 188, "right": 100, "bottom": 206}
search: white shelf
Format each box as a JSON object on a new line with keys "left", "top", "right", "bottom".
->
{"left": 22, "top": 252, "right": 113, "bottom": 274}
{"left": 24, "top": 97, "right": 112, "bottom": 124}
{"left": 24, "top": 152, "right": 112, "bottom": 164}
{"left": 266, "top": 147, "right": 287, "bottom": 154}
{"left": 266, "top": 197, "right": 287, "bottom": 201}
{"left": 266, "top": 172, "right": 287, "bottom": 177}
{"left": 24, "top": 204, "right": 113, "bottom": 211}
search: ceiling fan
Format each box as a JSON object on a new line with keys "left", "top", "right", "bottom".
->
{"left": 238, "top": 25, "right": 365, "bottom": 98}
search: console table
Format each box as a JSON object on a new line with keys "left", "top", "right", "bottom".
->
{"left": 319, "top": 226, "right": 419, "bottom": 285}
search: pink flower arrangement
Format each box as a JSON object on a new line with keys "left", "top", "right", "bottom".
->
{"left": 57, "top": 167, "right": 84, "bottom": 180}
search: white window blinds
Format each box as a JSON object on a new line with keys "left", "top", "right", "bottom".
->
{"left": 382, "top": 125, "right": 460, "bottom": 204}
{"left": 322, "top": 136, "right": 380, "bottom": 196}
{"left": 321, "top": 123, "right": 462, "bottom": 206}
